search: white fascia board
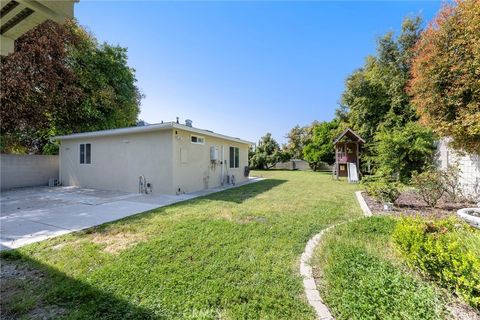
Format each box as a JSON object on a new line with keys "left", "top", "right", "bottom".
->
{"left": 52, "top": 122, "right": 254, "bottom": 146}
{"left": 51, "top": 123, "right": 174, "bottom": 141}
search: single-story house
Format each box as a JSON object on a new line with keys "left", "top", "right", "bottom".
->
{"left": 52, "top": 120, "right": 253, "bottom": 195}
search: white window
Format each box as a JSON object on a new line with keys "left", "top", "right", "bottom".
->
{"left": 229, "top": 146, "right": 239, "bottom": 168}
{"left": 80, "top": 143, "right": 91, "bottom": 164}
{"left": 191, "top": 135, "right": 205, "bottom": 144}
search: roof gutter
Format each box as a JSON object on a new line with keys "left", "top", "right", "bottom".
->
{"left": 51, "top": 122, "right": 254, "bottom": 145}
{"left": 51, "top": 123, "right": 174, "bottom": 141}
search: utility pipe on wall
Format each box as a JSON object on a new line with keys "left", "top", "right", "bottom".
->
{"left": 221, "top": 146, "right": 224, "bottom": 186}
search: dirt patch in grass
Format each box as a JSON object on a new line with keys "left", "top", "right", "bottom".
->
{"left": 89, "top": 231, "right": 147, "bottom": 254}
{"left": 1, "top": 260, "right": 66, "bottom": 320}
{"left": 50, "top": 243, "right": 67, "bottom": 251}
{"left": 1, "top": 260, "right": 44, "bottom": 281}
{"left": 238, "top": 215, "right": 267, "bottom": 224}
{"left": 24, "top": 305, "right": 68, "bottom": 320}
{"left": 215, "top": 209, "right": 267, "bottom": 224}
{"left": 362, "top": 191, "right": 472, "bottom": 219}
{"left": 215, "top": 208, "right": 236, "bottom": 222}
{"left": 448, "top": 300, "right": 480, "bottom": 320}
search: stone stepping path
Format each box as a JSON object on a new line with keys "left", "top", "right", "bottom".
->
{"left": 299, "top": 190, "right": 371, "bottom": 319}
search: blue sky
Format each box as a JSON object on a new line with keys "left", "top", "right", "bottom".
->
{"left": 76, "top": 1, "right": 443, "bottom": 144}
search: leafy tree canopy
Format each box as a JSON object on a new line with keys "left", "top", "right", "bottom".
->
{"left": 0, "top": 20, "right": 142, "bottom": 154}
{"left": 340, "top": 17, "right": 422, "bottom": 146}
{"left": 249, "top": 133, "right": 290, "bottom": 170}
{"left": 303, "top": 120, "right": 339, "bottom": 170}
{"left": 284, "top": 125, "right": 305, "bottom": 159}
{"left": 373, "top": 122, "right": 436, "bottom": 182}
{"left": 409, "top": 0, "right": 480, "bottom": 153}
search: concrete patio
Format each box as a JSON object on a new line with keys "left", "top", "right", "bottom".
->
{"left": 0, "top": 178, "right": 261, "bottom": 250}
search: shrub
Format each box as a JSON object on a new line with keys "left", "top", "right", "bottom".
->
{"left": 365, "top": 180, "right": 402, "bottom": 203}
{"left": 393, "top": 217, "right": 480, "bottom": 308}
{"left": 441, "top": 165, "right": 464, "bottom": 203}
{"left": 373, "top": 122, "right": 436, "bottom": 183}
{"left": 360, "top": 174, "right": 383, "bottom": 184}
{"left": 412, "top": 169, "right": 445, "bottom": 208}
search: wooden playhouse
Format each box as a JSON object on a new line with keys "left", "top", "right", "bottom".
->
{"left": 333, "top": 128, "right": 365, "bottom": 182}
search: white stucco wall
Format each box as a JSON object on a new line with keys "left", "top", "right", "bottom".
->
{"left": 60, "top": 130, "right": 174, "bottom": 194}
{"left": 1, "top": 154, "right": 59, "bottom": 190}
{"left": 172, "top": 128, "right": 250, "bottom": 194}
{"left": 436, "top": 138, "right": 480, "bottom": 199}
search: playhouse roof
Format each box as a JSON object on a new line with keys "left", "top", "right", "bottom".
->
{"left": 333, "top": 128, "right": 365, "bottom": 145}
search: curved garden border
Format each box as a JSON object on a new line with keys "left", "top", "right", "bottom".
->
{"left": 300, "top": 190, "right": 372, "bottom": 319}
{"left": 457, "top": 207, "right": 480, "bottom": 229}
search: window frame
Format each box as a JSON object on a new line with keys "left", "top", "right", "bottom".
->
{"left": 79, "top": 143, "right": 91, "bottom": 164}
{"left": 229, "top": 146, "right": 240, "bottom": 168}
{"left": 190, "top": 135, "right": 205, "bottom": 145}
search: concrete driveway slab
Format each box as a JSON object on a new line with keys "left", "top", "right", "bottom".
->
{"left": 0, "top": 178, "right": 262, "bottom": 250}
{"left": 0, "top": 219, "right": 69, "bottom": 250}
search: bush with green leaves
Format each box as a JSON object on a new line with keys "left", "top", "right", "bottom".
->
{"left": 441, "top": 165, "right": 464, "bottom": 203}
{"left": 412, "top": 169, "right": 445, "bottom": 208}
{"left": 393, "top": 217, "right": 480, "bottom": 308}
{"left": 373, "top": 122, "right": 436, "bottom": 183}
{"left": 365, "top": 180, "right": 402, "bottom": 203}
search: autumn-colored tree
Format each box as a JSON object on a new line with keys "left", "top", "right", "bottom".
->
{"left": 0, "top": 20, "right": 142, "bottom": 154}
{"left": 0, "top": 21, "right": 81, "bottom": 153}
{"left": 409, "top": 0, "right": 480, "bottom": 153}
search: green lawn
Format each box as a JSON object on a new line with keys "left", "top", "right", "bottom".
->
{"left": 1, "top": 171, "right": 362, "bottom": 319}
{"left": 311, "top": 216, "right": 450, "bottom": 320}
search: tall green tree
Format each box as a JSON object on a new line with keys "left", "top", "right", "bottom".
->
{"left": 250, "top": 133, "right": 290, "bottom": 170}
{"left": 303, "top": 120, "right": 339, "bottom": 170}
{"left": 409, "top": 0, "right": 480, "bottom": 153}
{"left": 374, "top": 122, "right": 436, "bottom": 182}
{"left": 284, "top": 125, "right": 308, "bottom": 159}
{"left": 336, "top": 16, "right": 436, "bottom": 179}
{"left": 340, "top": 17, "right": 422, "bottom": 145}
{"left": 0, "top": 20, "right": 142, "bottom": 154}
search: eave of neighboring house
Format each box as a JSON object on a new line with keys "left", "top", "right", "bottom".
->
{"left": 0, "top": 0, "right": 78, "bottom": 56}
{"left": 52, "top": 122, "right": 255, "bottom": 146}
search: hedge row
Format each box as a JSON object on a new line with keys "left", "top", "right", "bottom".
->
{"left": 393, "top": 217, "right": 480, "bottom": 308}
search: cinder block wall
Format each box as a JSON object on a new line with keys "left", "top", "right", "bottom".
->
{"left": 1, "top": 154, "right": 59, "bottom": 190}
{"left": 437, "top": 138, "right": 480, "bottom": 199}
